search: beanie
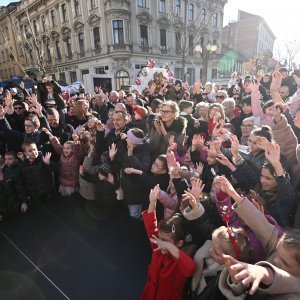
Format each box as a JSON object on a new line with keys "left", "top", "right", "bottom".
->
{"left": 133, "top": 106, "right": 147, "bottom": 119}
{"left": 99, "top": 163, "right": 111, "bottom": 177}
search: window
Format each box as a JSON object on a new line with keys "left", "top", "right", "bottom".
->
{"left": 59, "top": 72, "right": 66, "bottom": 83}
{"left": 81, "top": 69, "right": 89, "bottom": 81}
{"left": 159, "top": 0, "right": 166, "bottom": 13}
{"left": 33, "top": 20, "right": 38, "bottom": 35}
{"left": 187, "top": 68, "right": 195, "bottom": 85}
{"left": 61, "top": 4, "right": 67, "bottom": 22}
{"left": 93, "top": 27, "right": 101, "bottom": 49}
{"left": 41, "top": 15, "right": 46, "bottom": 32}
{"left": 138, "top": 0, "right": 146, "bottom": 7}
{"left": 188, "top": 35, "right": 194, "bottom": 56}
{"left": 174, "top": 68, "right": 182, "bottom": 79}
{"left": 175, "top": 0, "right": 181, "bottom": 17}
{"left": 140, "top": 25, "right": 148, "bottom": 46}
{"left": 96, "top": 67, "right": 106, "bottom": 74}
{"left": 50, "top": 10, "right": 56, "bottom": 27}
{"left": 46, "top": 44, "right": 51, "bottom": 62}
{"left": 189, "top": 4, "right": 194, "bottom": 21}
{"left": 175, "top": 32, "right": 181, "bottom": 54}
{"left": 113, "top": 20, "right": 124, "bottom": 44}
{"left": 74, "top": 0, "right": 80, "bottom": 17}
{"left": 212, "top": 69, "right": 218, "bottom": 79}
{"left": 55, "top": 41, "right": 62, "bottom": 60}
{"left": 78, "top": 33, "right": 85, "bottom": 54}
{"left": 66, "top": 37, "right": 72, "bottom": 57}
{"left": 213, "top": 12, "right": 218, "bottom": 27}
{"left": 70, "top": 71, "right": 77, "bottom": 83}
{"left": 160, "top": 29, "right": 166, "bottom": 50}
{"left": 116, "top": 70, "right": 130, "bottom": 90}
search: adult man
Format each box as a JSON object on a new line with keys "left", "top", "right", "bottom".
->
{"left": 107, "top": 91, "right": 119, "bottom": 110}
{"left": 92, "top": 94, "right": 108, "bottom": 124}
{"left": 46, "top": 108, "right": 74, "bottom": 144}
{"left": 278, "top": 85, "right": 290, "bottom": 102}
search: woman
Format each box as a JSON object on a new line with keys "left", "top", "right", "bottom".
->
{"left": 149, "top": 101, "right": 187, "bottom": 158}
{"left": 207, "top": 103, "right": 226, "bottom": 136}
{"left": 65, "top": 99, "right": 93, "bottom": 129}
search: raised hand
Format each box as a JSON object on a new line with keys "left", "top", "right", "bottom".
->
{"left": 247, "top": 80, "right": 260, "bottom": 93}
{"left": 256, "top": 136, "right": 270, "bottom": 151}
{"left": 153, "top": 119, "right": 162, "bottom": 135}
{"left": 0, "top": 105, "right": 6, "bottom": 119}
{"left": 79, "top": 165, "right": 84, "bottom": 175}
{"left": 213, "top": 176, "right": 238, "bottom": 200}
{"left": 192, "top": 134, "right": 205, "bottom": 149}
{"left": 194, "top": 162, "right": 204, "bottom": 176}
{"left": 159, "top": 120, "right": 167, "bottom": 136}
{"left": 42, "top": 152, "right": 52, "bottom": 165}
{"left": 216, "top": 154, "right": 232, "bottom": 168}
{"left": 107, "top": 173, "right": 114, "bottom": 184}
{"left": 95, "top": 120, "right": 104, "bottom": 132}
{"left": 222, "top": 254, "right": 274, "bottom": 295}
{"left": 4, "top": 91, "right": 13, "bottom": 107}
{"left": 212, "top": 119, "right": 224, "bottom": 137}
{"left": 230, "top": 135, "right": 240, "bottom": 157}
{"left": 148, "top": 184, "right": 160, "bottom": 212}
{"left": 264, "top": 143, "right": 280, "bottom": 165}
{"left": 270, "top": 68, "right": 283, "bottom": 92}
{"left": 109, "top": 143, "right": 118, "bottom": 161}
{"left": 127, "top": 139, "right": 134, "bottom": 156}
{"left": 187, "top": 178, "right": 205, "bottom": 201}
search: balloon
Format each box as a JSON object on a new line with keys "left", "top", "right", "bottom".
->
{"left": 141, "top": 67, "right": 149, "bottom": 77}
{"left": 135, "top": 78, "right": 141, "bottom": 85}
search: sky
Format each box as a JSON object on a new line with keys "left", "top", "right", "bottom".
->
{"left": 223, "top": 0, "right": 300, "bottom": 64}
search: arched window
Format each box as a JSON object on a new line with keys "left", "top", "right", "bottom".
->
{"left": 116, "top": 70, "right": 130, "bottom": 90}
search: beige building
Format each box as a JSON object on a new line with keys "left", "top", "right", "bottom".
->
{"left": 0, "top": 0, "right": 227, "bottom": 90}
{"left": 223, "top": 10, "right": 276, "bottom": 66}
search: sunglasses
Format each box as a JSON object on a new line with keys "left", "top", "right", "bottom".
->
{"left": 14, "top": 106, "right": 24, "bottom": 110}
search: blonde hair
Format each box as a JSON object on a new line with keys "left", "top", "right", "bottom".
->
{"left": 73, "top": 99, "right": 91, "bottom": 120}
{"left": 162, "top": 101, "right": 179, "bottom": 118}
{"left": 212, "top": 226, "right": 251, "bottom": 261}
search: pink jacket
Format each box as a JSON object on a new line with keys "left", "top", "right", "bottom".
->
{"left": 51, "top": 137, "right": 81, "bottom": 188}
{"left": 251, "top": 91, "right": 272, "bottom": 126}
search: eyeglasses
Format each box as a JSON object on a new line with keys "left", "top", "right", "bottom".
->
{"left": 24, "top": 124, "right": 33, "bottom": 128}
{"left": 14, "top": 106, "right": 24, "bottom": 110}
{"left": 241, "top": 124, "right": 253, "bottom": 129}
{"left": 159, "top": 110, "right": 173, "bottom": 115}
{"left": 216, "top": 95, "right": 225, "bottom": 99}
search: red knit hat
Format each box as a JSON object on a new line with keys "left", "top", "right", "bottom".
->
{"left": 133, "top": 105, "right": 147, "bottom": 118}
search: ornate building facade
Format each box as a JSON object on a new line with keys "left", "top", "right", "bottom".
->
{"left": 0, "top": 0, "right": 227, "bottom": 90}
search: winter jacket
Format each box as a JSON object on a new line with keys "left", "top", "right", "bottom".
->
{"left": 218, "top": 198, "right": 300, "bottom": 300}
{"left": 149, "top": 117, "right": 187, "bottom": 158}
{"left": 0, "top": 116, "right": 51, "bottom": 154}
{"left": 165, "top": 86, "right": 185, "bottom": 102}
{"left": 50, "top": 137, "right": 81, "bottom": 188}
{"left": 121, "top": 143, "right": 152, "bottom": 205}
{"left": 78, "top": 156, "right": 96, "bottom": 200}
{"left": 19, "top": 154, "right": 55, "bottom": 199}
{"left": 141, "top": 210, "right": 196, "bottom": 300}
{"left": 251, "top": 91, "right": 272, "bottom": 126}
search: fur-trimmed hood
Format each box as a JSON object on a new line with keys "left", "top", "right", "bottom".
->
{"left": 164, "top": 116, "right": 187, "bottom": 134}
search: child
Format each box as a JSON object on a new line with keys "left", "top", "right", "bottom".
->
{"left": 180, "top": 192, "right": 252, "bottom": 296}
{"left": 131, "top": 105, "right": 148, "bottom": 132}
{"left": 45, "top": 129, "right": 81, "bottom": 196}
{"left": 0, "top": 151, "right": 28, "bottom": 219}
{"left": 178, "top": 100, "right": 196, "bottom": 143}
{"left": 19, "top": 142, "right": 55, "bottom": 203}
{"left": 141, "top": 185, "right": 196, "bottom": 300}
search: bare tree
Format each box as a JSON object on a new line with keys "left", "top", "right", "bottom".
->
{"left": 274, "top": 39, "right": 300, "bottom": 71}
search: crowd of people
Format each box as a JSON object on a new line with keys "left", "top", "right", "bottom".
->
{"left": 0, "top": 66, "right": 299, "bottom": 299}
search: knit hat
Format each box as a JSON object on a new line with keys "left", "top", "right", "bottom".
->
{"left": 99, "top": 163, "right": 111, "bottom": 177}
{"left": 126, "top": 128, "right": 144, "bottom": 145}
{"left": 133, "top": 105, "right": 147, "bottom": 119}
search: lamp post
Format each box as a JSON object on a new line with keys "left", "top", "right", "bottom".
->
{"left": 195, "top": 42, "right": 218, "bottom": 83}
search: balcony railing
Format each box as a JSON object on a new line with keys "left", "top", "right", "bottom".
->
{"left": 108, "top": 44, "right": 132, "bottom": 53}
{"left": 66, "top": 55, "right": 73, "bottom": 61}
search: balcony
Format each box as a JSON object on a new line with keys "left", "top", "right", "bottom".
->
{"left": 92, "top": 48, "right": 102, "bottom": 56}
{"left": 140, "top": 46, "right": 151, "bottom": 53}
{"left": 161, "top": 48, "right": 168, "bottom": 54}
{"left": 66, "top": 55, "right": 73, "bottom": 61}
{"left": 107, "top": 44, "right": 132, "bottom": 59}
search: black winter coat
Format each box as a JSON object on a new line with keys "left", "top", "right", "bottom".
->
{"left": 121, "top": 143, "right": 152, "bottom": 205}
{"left": 19, "top": 154, "right": 56, "bottom": 199}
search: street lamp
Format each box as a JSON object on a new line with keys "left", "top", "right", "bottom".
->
{"left": 195, "top": 41, "right": 218, "bottom": 83}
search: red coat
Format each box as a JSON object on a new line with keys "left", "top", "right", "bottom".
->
{"left": 141, "top": 211, "right": 196, "bottom": 300}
